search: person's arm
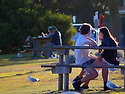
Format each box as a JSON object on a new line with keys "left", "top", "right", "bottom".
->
{"left": 89, "top": 54, "right": 97, "bottom": 59}
{"left": 97, "top": 55, "right": 102, "bottom": 61}
{"left": 85, "top": 37, "right": 97, "bottom": 47}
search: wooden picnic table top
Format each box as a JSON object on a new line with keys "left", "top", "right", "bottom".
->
{"left": 45, "top": 45, "right": 125, "bottom": 50}
{"left": 25, "top": 45, "right": 125, "bottom": 51}
{"left": 31, "top": 37, "right": 51, "bottom": 40}
{"left": 41, "top": 64, "right": 125, "bottom": 68}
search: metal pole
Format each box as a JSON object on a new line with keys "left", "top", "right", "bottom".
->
{"left": 124, "top": 50, "right": 125, "bottom": 89}
{"left": 58, "top": 55, "right": 63, "bottom": 90}
{"left": 64, "top": 49, "right": 69, "bottom": 91}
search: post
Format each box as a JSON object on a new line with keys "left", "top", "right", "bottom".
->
{"left": 58, "top": 55, "right": 63, "bottom": 90}
{"left": 32, "top": 38, "right": 41, "bottom": 58}
{"left": 64, "top": 49, "right": 69, "bottom": 91}
{"left": 124, "top": 50, "right": 125, "bottom": 89}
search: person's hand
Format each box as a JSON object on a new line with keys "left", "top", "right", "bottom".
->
{"left": 98, "top": 49, "right": 102, "bottom": 53}
{"left": 97, "top": 55, "right": 102, "bottom": 61}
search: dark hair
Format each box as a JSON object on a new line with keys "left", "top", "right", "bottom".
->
{"left": 79, "top": 23, "right": 92, "bottom": 35}
{"left": 99, "top": 26, "right": 118, "bottom": 46}
{"left": 52, "top": 26, "right": 57, "bottom": 30}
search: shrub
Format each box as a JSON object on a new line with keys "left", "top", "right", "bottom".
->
{"left": 39, "top": 11, "right": 76, "bottom": 46}
{"left": 0, "top": 0, "right": 76, "bottom": 54}
{"left": 0, "top": 0, "right": 44, "bottom": 54}
{"left": 117, "top": 50, "right": 124, "bottom": 58}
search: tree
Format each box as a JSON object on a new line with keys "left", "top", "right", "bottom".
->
{"left": 39, "top": 11, "right": 76, "bottom": 46}
{"left": 108, "top": 0, "right": 120, "bottom": 40}
{"left": 39, "top": 0, "right": 109, "bottom": 25}
{"left": 0, "top": 0, "right": 76, "bottom": 54}
{"left": 0, "top": 0, "right": 47, "bottom": 53}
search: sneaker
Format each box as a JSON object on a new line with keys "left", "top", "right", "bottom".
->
{"left": 72, "top": 80, "right": 82, "bottom": 91}
{"left": 51, "top": 55, "right": 54, "bottom": 59}
{"left": 79, "top": 84, "right": 89, "bottom": 90}
{"left": 53, "top": 54, "right": 55, "bottom": 57}
{"left": 56, "top": 55, "right": 59, "bottom": 59}
{"left": 72, "top": 76, "right": 83, "bottom": 84}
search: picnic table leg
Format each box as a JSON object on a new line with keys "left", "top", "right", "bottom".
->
{"left": 32, "top": 39, "right": 41, "bottom": 58}
{"left": 58, "top": 55, "right": 63, "bottom": 90}
{"left": 35, "top": 41, "right": 41, "bottom": 58}
{"left": 124, "top": 50, "right": 125, "bottom": 89}
{"left": 64, "top": 49, "right": 69, "bottom": 91}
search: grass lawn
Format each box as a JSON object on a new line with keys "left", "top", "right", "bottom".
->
{"left": 0, "top": 53, "right": 125, "bottom": 94}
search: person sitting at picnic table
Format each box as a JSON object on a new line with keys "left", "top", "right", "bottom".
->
{"left": 72, "top": 25, "right": 119, "bottom": 91}
{"left": 48, "top": 26, "right": 62, "bottom": 58}
{"left": 72, "top": 23, "right": 109, "bottom": 91}
{"left": 98, "top": 26, "right": 119, "bottom": 90}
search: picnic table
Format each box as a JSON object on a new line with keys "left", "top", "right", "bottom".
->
{"left": 41, "top": 46, "right": 125, "bottom": 91}
{"left": 31, "top": 37, "right": 51, "bottom": 58}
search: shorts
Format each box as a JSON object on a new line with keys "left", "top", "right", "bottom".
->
{"left": 82, "top": 59, "right": 96, "bottom": 71}
{"left": 102, "top": 58, "right": 114, "bottom": 66}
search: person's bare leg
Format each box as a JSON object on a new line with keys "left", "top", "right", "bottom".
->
{"left": 84, "top": 60, "right": 108, "bottom": 87}
{"left": 92, "top": 59, "right": 111, "bottom": 90}
{"left": 92, "top": 59, "right": 108, "bottom": 81}
{"left": 92, "top": 59, "right": 109, "bottom": 81}
{"left": 84, "top": 80, "right": 90, "bottom": 86}
{"left": 78, "top": 70, "right": 85, "bottom": 78}
{"left": 73, "top": 67, "right": 98, "bottom": 90}
{"left": 77, "top": 70, "right": 90, "bottom": 87}
{"left": 81, "top": 68, "right": 98, "bottom": 83}
{"left": 78, "top": 60, "right": 108, "bottom": 87}
{"left": 102, "top": 68, "right": 108, "bottom": 82}
{"left": 102, "top": 67, "right": 110, "bottom": 90}
{"left": 79, "top": 59, "right": 105, "bottom": 86}
{"left": 83, "top": 60, "right": 106, "bottom": 86}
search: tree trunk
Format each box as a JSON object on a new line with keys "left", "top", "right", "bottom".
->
{"left": 108, "top": 0, "right": 120, "bottom": 41}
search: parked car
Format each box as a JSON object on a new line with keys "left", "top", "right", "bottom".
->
{"left": 72, "top": 24, "right": 97, "bottom": 43}
{"left": 73, "top": 24, "right": 82, "bottom": 32}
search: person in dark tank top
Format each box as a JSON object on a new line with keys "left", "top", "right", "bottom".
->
{"left": 98, "top": 26, "right": 119, "bottom": 91}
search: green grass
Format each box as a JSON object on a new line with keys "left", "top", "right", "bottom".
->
{"left": 0, "top": 53, "right": 125, "bottom": 94}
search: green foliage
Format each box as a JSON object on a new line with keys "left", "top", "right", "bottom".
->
{"left": 117, "top": 50, "right": 124, "bottom": 58}
{"left": 69, "top": 54, "right": 75, "bottom": 63}
{"left": 0, "top": 0, "right": 75, "bottom": 54}
{"left": 39, "top": 11, "right": 76, "bottom": 45}
{"left": 0, "top": 0, "right": 41, "bottom": 53}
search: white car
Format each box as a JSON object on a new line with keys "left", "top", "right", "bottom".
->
{"left": 72, "top": 24, "right": 97, "bottom": 43}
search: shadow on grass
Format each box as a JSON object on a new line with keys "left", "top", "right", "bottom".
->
{"left": 0, "top": 70, "right": 42, "bottom": 79}
{"left": 44, "top": 69, "right": 52, "bottom": 71}
{"left": 45, "top": 88, "right": 125, "bottom": 94}
{"left": 0, "top": 53, "right": 49, "bottom": 61}
{"left": 0, "top": 59, "right": 53, "bottom": 66}
{"left": 84, "top": 88, "right": 125, "bottom": 94}
{"left": 0, "top": 53, "right": 57, "bottom": 66}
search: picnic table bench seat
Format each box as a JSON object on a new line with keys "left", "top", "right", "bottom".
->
{"left": 40, "top": 46, "right": 125, "bottom": 91}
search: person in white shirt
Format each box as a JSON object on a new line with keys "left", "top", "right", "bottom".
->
{"left": 72, "top": 23, "right": 108, "bottom": 91}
